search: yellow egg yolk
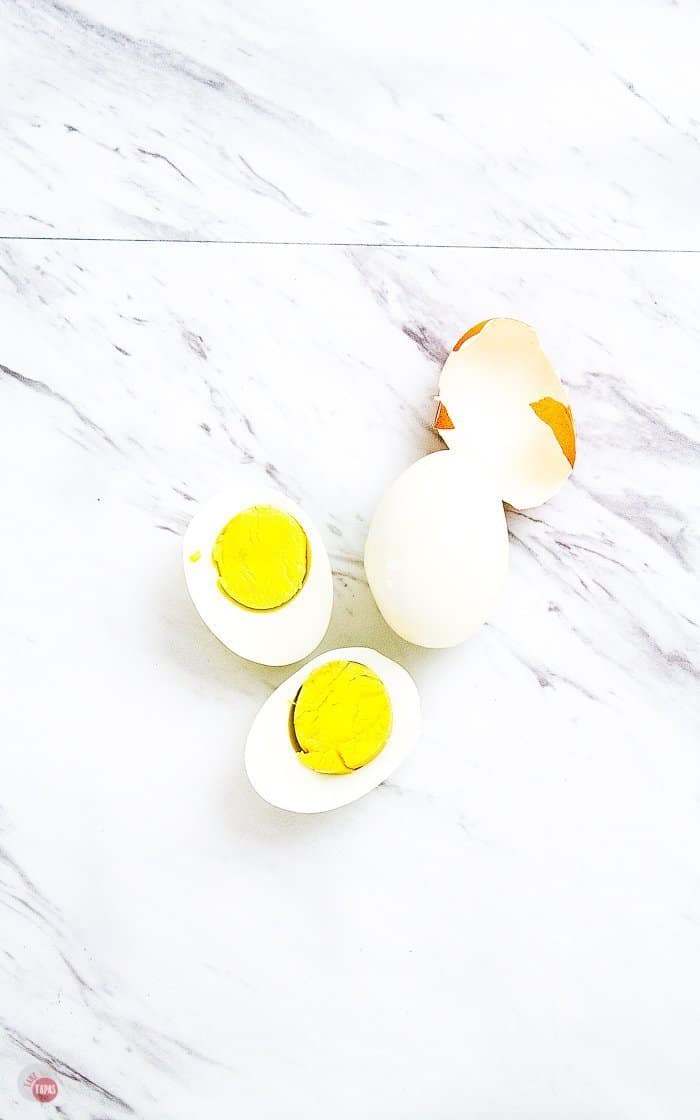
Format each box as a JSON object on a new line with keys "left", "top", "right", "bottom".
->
{"left": 290, "top": 660, "right": 393, "bottom": 775}
{"left": 212, "top": 505, "right": 309, "bottom": 610}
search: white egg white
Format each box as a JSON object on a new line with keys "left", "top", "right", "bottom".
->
{"left": 365, "top": 450, "right": 509, "bottom": 648}
{"left": 436, "top": 318, "right": 574, "bottom": 510}
{"left": 245, "top": 647, "right": 421, "bottom": 813}
{"left": 183, "top": 486, "right": 333, "bottom": 666}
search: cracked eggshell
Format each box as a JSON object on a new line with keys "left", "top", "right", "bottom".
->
{"left": 245, "top": 647, "right": 421, "bottom": 813}
{"left": 434, "top": 318, "right": 576, "bottom": 510}
{"left": 364, "top": 450, "right": 509, "bottom": 648}
{"left": 183, "top": 486, "right": 333, "bottom": 666}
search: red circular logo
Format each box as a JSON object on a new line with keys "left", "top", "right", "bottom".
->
{"left": 32, "top": 1077, "right": 58, "bottom": 1102}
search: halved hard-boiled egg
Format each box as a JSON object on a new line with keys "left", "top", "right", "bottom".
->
{"left": 365, "top": 450, "right": 508, "bottom": 648}
{"left": 245, "top": 647, "right": 420, "bottom": 813}
{"left": 434, "top": 318, "right": 576, "bottom": 510}
{"left": 183, "top": 487, "right": 332, "bottom": 666}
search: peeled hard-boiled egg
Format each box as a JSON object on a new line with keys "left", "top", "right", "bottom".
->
{"left": 245, "top": 647, "right": 420, "bottom": 813}
{"left": 434, "top": 318, "right": 576, "bottom": 510}
{"left": 183, "top": 487, "right": 332, "bottom": 666}
{"left": 365, "top": 450, "right": 508, "bottom": 648}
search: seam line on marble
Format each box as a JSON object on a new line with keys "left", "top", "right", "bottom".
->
{"left": 0, "top": 237, "right": 698, "bottom": 253}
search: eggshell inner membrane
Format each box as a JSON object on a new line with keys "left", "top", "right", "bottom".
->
{"left": 453, "top": 318, "right": 489, "bottom": 351}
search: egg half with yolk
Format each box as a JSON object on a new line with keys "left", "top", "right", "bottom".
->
{"left": 183, "top": 487, "right": 333, "bottom": 666}
{"left": 245, "top": 647, "right": 421, "bottom": 812}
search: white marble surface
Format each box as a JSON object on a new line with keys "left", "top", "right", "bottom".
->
{"left": 3, "top": 0, "right": 700, "bottom": 246}
{"left": 2, "top": 2, "right": 700, "bottom": 1115}
{"left": 0, "top": 240, "right": 699, "bottom": 1118}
